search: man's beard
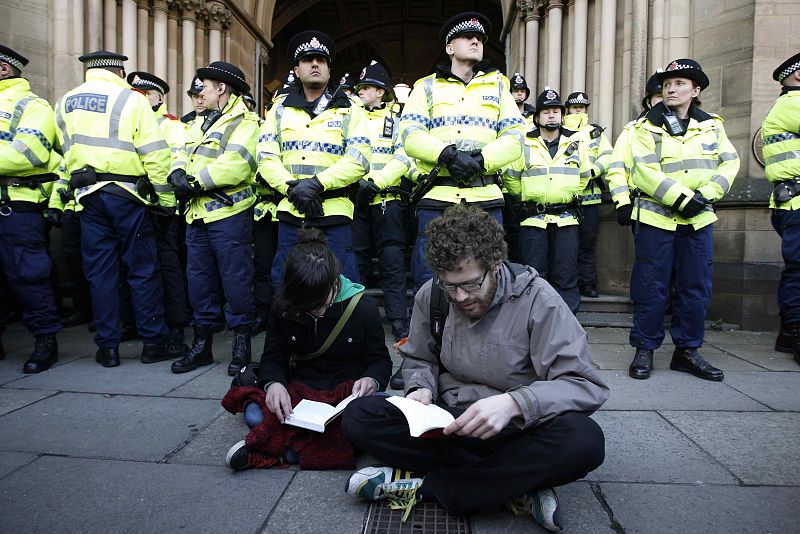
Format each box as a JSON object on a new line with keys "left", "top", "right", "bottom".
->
{"left": 452, "top": 274, "right": 497, "bottom": 319}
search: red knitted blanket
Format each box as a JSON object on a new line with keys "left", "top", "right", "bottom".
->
{"left": 221, "top": 380, "right": 356, "bottom": 470}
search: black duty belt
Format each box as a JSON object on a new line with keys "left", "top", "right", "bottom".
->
{"left": 0, "top": 200, "right": 47, "bottom": 215}
{"left": 0, "top": 173, "right": 58, "bottom": 186}
{"left": 94, "top": 173, "right": 142, "bottom": 184}
{"left": 436, "top": 175, "right": 500, "bottom": 189}
{"left": 517, "top": 201, "right": 580, "bottom": 216}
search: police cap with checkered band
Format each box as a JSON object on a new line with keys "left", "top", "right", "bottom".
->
{"left": 773, "top": 52, "right": 800, "bottom": 83}
{"left": 287, "top": 30, "right": 335, "bottom": 65}
{"left": 127, "top": 71, "right": 170, "bottom": 95}
{"left": 439, "top": 12, "right": 491, "bottom": 45}
{"left": 0, "top": 45, "right": 28, "bottom": 71}
{"left": 565, "top": 91, "right": 591, "bottom": 106}
{"left": 78, "top": 51, "right": 128, "bottom": 70}
{"left": 658, "top": 58, "right": 709, "bottom": 90}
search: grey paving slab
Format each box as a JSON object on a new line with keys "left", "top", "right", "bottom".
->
{"left": 472, "top": 481, "right": 614, "bottom": 534}
{"left": 710, "top": 343, "right": 799, "bottom": 371}
{"left": 0, "top": 451, "right": 38, "bottom": 479}
{"left": 597, "top": 370, "right": 771, "bottom": 411}
{"left": 0, "top": 387, "right": 56, "bottom": 416}
{"left": 9, "top": 354, "right": 210, "bottom": 396}
{"left": 0, "top": 334, "right": 92, "bottom": 386}
{"left": 262, "top": 470, "right": 367, "bottom": 534}
{"left": 169, "top": 411, "right": 249, "bottom": 466}
{"left": 0, "top": 455, "right": 293, "bottom": 534}
{"left": 588, "top": 412, "right": 736, "bottom": 484}
{"left": 0, "top": 392, "right": 223, "bottom": 461}
{"left": 601, "top": 482, "right": 800, "bottom": 534}
{"left": 589, "top": 344, "right": 763, "bottom": 372}
{"left": 660, "top": 411, "right": 800, "bottom": 486}
{"left": 165, "top": 363, "right": 231, "bottom": 399}
{"left": 723, "top": 372, "right": 800, "bottom": 411}
{"left": 703, "top": 330, "right": 777, "bottom": 345}
{"left": 584, "top": 327, "right": 637, "bottom": 345}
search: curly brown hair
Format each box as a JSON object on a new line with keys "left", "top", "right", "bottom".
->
{"left": 425, "top": 204, "right": 507, "bottom": 273}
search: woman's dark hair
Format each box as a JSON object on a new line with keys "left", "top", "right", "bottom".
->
{"left": 425, "top": 204, "right": 507, "bottom": 273}
{"left": 273, "top": 227, "right": 341, "bottom": 313}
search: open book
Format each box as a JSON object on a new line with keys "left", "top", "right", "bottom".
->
{"left": 386, "top": 396, "right": 456, "bottom": 438}
{"left": 284, "top": 394, "right": 355, "bottom": 433}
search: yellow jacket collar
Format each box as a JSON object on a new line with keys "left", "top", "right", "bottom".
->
{"left": 0, "top": 77, "right": 30, "bottom": 95}
{"left": 86, "top": 68, "right": 130, "bottom": 87}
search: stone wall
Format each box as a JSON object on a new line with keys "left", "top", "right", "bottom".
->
{"left": 1, "top": 0, "right": 52, "bottom": 100}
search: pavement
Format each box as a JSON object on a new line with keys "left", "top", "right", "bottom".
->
{"left": 0, "top": 321, "right": 799, "bottom": 533}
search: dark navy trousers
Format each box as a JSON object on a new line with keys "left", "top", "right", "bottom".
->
{"left": 152, "top": 213, "right": 189, "bottom": 328}
{"left": 772, "top": 209, "right": 800, "bottom": 325}
{"left": 353, "top": 200, "right": 408, "bottom": 322}
{"left": 80, "top": 191, "right": 168, "bottom": 348}
{"left": 186, "top": 208, "right": 257, "bottom": 330}
{"left": 630, "top": 222, "right": 713, "bottom": 350}
{"left": 253, "top": 216, "right": 278, "bottom": 320}
{"left": 0, "top": 210, "right": 61, "bottom": 336}
{"left": 578, "top": 203, "right": 599, "bottom": 286}
{"left": 518, "top": 223, "right": 580, "bottom": 314}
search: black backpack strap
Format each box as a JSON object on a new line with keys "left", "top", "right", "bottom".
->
{"left": 428, "top": 276, "right": 449, "bottom": 374}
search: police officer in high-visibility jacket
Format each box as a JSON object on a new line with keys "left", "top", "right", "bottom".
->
{"left": 399, "top": 12, "right": 526, "bottom": 290}
{"left": 510, "top": 72, "right": 535, "bottom": 128}
{"left": 762, "top": 52, "right": 800, "bottom": 365}
{"left": 0, "top": 45, "right": 63, "bottom": 373}
{"left": 563, "top": 92, "right": 613, "bottom": 298}
{"left": 257, "top": 30, "right": 370, "bottom": 286}
{"left": 504, "top": 87, "right": 592, "bottom": 313}
{"left": 180, "top": 75, "right": 205, "bottom": 135}
{"left": 352, "top": 60, "right": 412, "bottom": 342}
{"left": 54, "top": 51, "right": 172, "bottom": 368}
{"left": 168, "top": 61, "right": 259, "bottom": 376}
{"left": 627, "top": 59, "right": 739, "bottom": 381}
{"left": 607, "top": 70, "right": 664, "bottom": 226}
{"left": 127, "top": 71, "right": 190, "bottom": 360}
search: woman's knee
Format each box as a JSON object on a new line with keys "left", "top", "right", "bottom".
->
{"left": 340, "top": 395, "right": 388, "bottom": 443}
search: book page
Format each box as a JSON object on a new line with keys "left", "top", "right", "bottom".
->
{"left": 386, "top": 396, "right": 455, "bottom": 437}
{"left": 284, "top": 395, "right": 357, "bottom": 433}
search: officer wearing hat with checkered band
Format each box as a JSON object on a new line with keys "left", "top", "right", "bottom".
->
{"left": 626, "top": 58, "right": 739, "bottom": 382}
{"left": 510, "top": 72, "right": 535, "bottom": 127}
{"left": 762, "top": 51, "right": 800, "bottom": 365}
{"left": 504, "top": 87, "right": 592, "bottom": 313}
{"left": 0, "top": 44, "right": 64, "bottom": 373}
{"left": 399, "top": 12, "right": 526, "bottom": 291}
{"left": 127, "top": 71, "right": 190, "bottom": 360}
{"left": 256, "top": 30, "right": 370, "bottom": 288}
{"left": 181, "top": 75, "right": 206, "bottom": 131}
{"left": 607, "top": 70, "right": 664, "bottom": 227}
{"left": 352, "top": 60, "right": 412, "bottom": 342}
{"left": 54, "top": 50, "right": 173, "bottom": 368}
{"left": 562, "top": 91, "right": 613, "bottom": 299}
{"left": 167, "top": 61, "right": 260, "bottom": 376}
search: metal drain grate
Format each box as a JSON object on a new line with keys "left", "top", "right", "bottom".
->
{"left": 364, "top": 501, "right": 472, "bottom": 534}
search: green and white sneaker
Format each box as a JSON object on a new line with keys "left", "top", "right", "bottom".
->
{"left": 506, "top": 487, "right": 563, "bottom": 532}
{"left": 345, "top": 466, "right": 423, "bottom": 522}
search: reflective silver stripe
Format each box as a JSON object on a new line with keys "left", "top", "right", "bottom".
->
{"left": 710, "top": 174, "right": 731, "bottom": 191}
{"left": 347, "top": 146, "right": 369, "bottom": 171}
{"left": 653, "top": 177, "right": 680, "bottom": 201}
{"left": 633, "top": 154, "right": 659, "bottom": 165}
{"left": 208, "top": 132, "right": 223, "bottom": 141}
{"left": 766, "top": 150, "right": 800, "bottom": 165}
{"left": 522, "top": 144, "right": 531, "bottom": 168}
{"left": 10, "top": 97, "right": 33, "bottom": 134}
{"left": 651, "top": 132, "right": 662, "bottom": 160}
{"left": 662, "top": 158, "right": 717, "bottom": 173}
{"left": 137, "top": 139, "right": 169, "bottom": 155}
{"left": 274, "top": 102, "right": 286, "bottom": 146}
{"left": 109, "top": 89, "right": 133, "bottom": 140}
{"left": 231, "top": 143, "right": 256, "bottom": 171}
{"left": 70, "top": 134, "right": 136, "bottom": 151}
{"left": 611, "top": 185, "right": 630, "bottom": 195}
{"left": 372, "top": 162, "right": 386, "bottom": 171}
{"left": 391, "top": 152, "right": 411, "bottom": 169}
{"left": 194, "top": 145, "right": 222, "bottom": 158}
{"left": 638, "top": 198, "right": 674, "bottom": 217}
{"left": 287, "top": 164, "right": 328, "bottom": 176}
{"left": 257, "top": 150, "right": 282, "bottom": 163}
{"left": 505, "top": 168, "right": 523, "bottom": 178}
{"left": 580, "top": 170, "right": 592, "bottom": 178}
{"left": 549, "top": 166, "right": 580, "bottom": 176}
{"left": 598, "top": 149, "right": 612, "bottom": 157}
{"left": 608, "top": 161, "right": 626, "bottom": 170}
{"left": 55, "top": 105, "right": 71, "bottom": 152}
{"left": 594, "top": 160, "right": 606, "bottom": 175}
{"left": 401, "top": 125, "right": 426, "bottom": 144}
{"left": 521, "top": 167, "right": 548, "bottom": 178}
{"left": 153, "top": 183, "right": 172, "bottom": 192}
{"left": 198, "top": 167, "right": 215, "bottom": 189}
{"left": 423, "top": 78, "right": 434, "bottom": 110}
{"left": 499, "top": 129, "right": 524, "bottom": 144}
{"left": 11, "top": 139, "right": 44, "bottom": 167}
{"left": 718, "top": 151, "right": 737, "bottom": 162}
{"left": 220, "top": 116, "right": 244, "bottom": 148}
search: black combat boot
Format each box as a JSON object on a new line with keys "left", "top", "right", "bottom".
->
{"left": 0, "top": 338, "right": 5, "bottom": 361}
{"left": 95, "top": 347, "right": 121, "bottom": 368}
{"left": 775, "top": 320, "right": 793, "bottom": 354}
{"left": 23, "top": 334, "right": 58, "bottom": 373}
{"left": 171, "top": 326, "right": 214, "bottom": 374}
{"left": 228, "top": 327, "right": 251, "bottom": 376}
{"left": 165, "top": 326, "right": 189, "bottom": 359}
{"left": 628, "top": 348, "right": 654, "bottom": 380}
{"left": 141, "top": 342, "right": 169, "bottom": 364}
{"left": 389, "top": 319, "right": 409, "bottom": 342}
{"left": 670, "top": 348, "right": 724, "bottom": 381}
{"left": 789, "top": 323, "right": 800, "bottom": 366}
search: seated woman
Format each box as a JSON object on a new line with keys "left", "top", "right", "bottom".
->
{"left": 223, "top": 228, "right": 392, "bottom": 470}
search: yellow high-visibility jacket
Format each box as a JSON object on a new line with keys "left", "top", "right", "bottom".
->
{"left": 761, "top": 87, "right": 800, "bottom": 210}
{"left": 256, "top": 88, "right": 370, "bottom": 223}
{"left": 362, "top": 104, "right": 412, "bottom": 206}
{"left": 0, "top": 77, "right": 62, "bottom": 205}
{"left": 504, "top": 128, "right": 592, "bottom": 228}
{"left": 153, "top": 103, "right": 184, "bottom": 208}
{"left": 399, "top": 65, "right": 525, "bottom": 206}
{"left": 629, "top": 102, "right": 740, "bottom": 230}
{"left": 171, "top": 95, "right": 259, "bottom": 224}
{"left": 54, "top": 68, "right": 171, "bottom": 207}
{"left": 564, "top": 113, "right": 613, "bottom": 206}
{"left": 606, "top": 118, "right": 639, "bottom": 208}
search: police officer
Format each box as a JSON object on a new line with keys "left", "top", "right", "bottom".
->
{"left": 339, "top": 72, "right": 360, "bottom": 105}
{"left": 399, "top": 12, "right": 526, "bottom": 290}
{"left": 510, "top": 72, "right": 535, "bottom": 127}
{"left": 762, "top": 52, "right": 800, "bottom": 365}
{"left": 127, "top": 71, "right": 190, "bottom": 359}
{"left": 353, "top": 60, "right": 412, "bottom": 341}
{"left": 257, "top": 30, "right": 370, "bottom": 286}
{"left": 504, "top": 87, "right": 591, "bottom": 313}
{"left": 627, "top": 59, "right": 739, "bottom": 381}
{"left": 54, "top": 51, "right": 172, "bottom": 367}
{"left": 0, "top": 45, "right": 62, "bottom": 373}
{"left": 181, "top": 75, "right": 205, "bottom": 125}
{"left": 563, "top": 92, "right": 613, "bottom": 298}
{"left": 168, "top": 61, "right": 260, "bottom": 376}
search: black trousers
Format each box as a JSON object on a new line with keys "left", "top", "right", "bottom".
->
{"left": 578, "top": 204, "right": 599, "bottom": 287}
{"left": 341, "top": 395, "right": 605, "bottom": 516}
{"left": 518, "top": 224, "right": 580, "bottom": 313}
{"left": 152, "top": 213, "right": 189, "bottom": 328}
{"left": 61, "top": 210, "right": 91, "bottom": 316}
{"left": 253, "top": 217, "right": 278, "bottom": 320}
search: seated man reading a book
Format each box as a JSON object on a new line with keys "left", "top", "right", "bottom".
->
{"left": 222, "top": 228, "right": 391, "bottom": 470}
{"left": 341, "top": 204, "right": 609, "bottom": 531}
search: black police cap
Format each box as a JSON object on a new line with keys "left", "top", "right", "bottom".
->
{"left": 0, "top": 45, "right": 28, "bottom": 71}
{"left": 773, "top": 52, "right": 800, "bottom": 83}
{"left": 642, "top": 69, "right": 663, "bottom": 109}
{"left": 186, "top": 75, "right": 204, "bottom": 96}
{"left": 274, "top": 70, "right": 298, "bottom": 99}
{"left": 355, "top": 61, "right": 394, "bottom": 102}
{"left": 196, "top": 61, "right": 250, "bottom": 95}
{"left": 565, "top": 91, "right": 591, "bottom": 106}
{"left": 440, "top": 12, "right": 491, "bottom": 45}
{"left": 79, "top": 51, "right": 128, "bottom": 70}
{"left": 287, "top": 31, "right": 335, "bottom": 64}
{"left": 658, "top": 58, "right": 709, "bottom": 90}
{"left": 510, "top": 73, "right": 530, "bottom": 99}
{"left": 535, "top": 86, "right": 565, "bottom": 112}
{"left": 339, "top": 73, "right": 355, "bottom": 89}
{"left": 127, "top": 71, "right": 170, "bottom": 95}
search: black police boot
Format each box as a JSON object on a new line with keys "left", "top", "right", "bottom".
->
{"left": 171, "top": 326, "right": 214, "bottom": 374}
{"left": 789, "top": 323, "right": 800, "bottom": 366}
{"left": 579, "top": 283, "right": 599, "bottom": 298}
{"left": 165, "top": 327, "right": 189, "bottom": 359}
{"left": 390, "top": 319, "right": 409, "bottom": 342}
{"left": 628, "top": 348, "right": 654, "bottom": 380}
{"left": 60, "top": 309, "right": 91, "bottom": 328}
{"left": 141, "top": 342, "right": 169, "bottom": 364}
{"left": 670, "top": 348, "right": 724, "bottom": 381}
{"left": 228, "top": 328, "right": 251, "bottom": 376}
{"left": 120, "top": 324, "right": 139, "bottom": 341}
{"left": 95, "top": 347, "right": 121, "bottom": 368}
{"left": 775, "top": 321, "right": 793, "bottom": 354}
{"left": 23, "top": 334, "right": 59, "bottom": 373}
{"left": 0, "top": 338, "right": 5, "bottom": 360}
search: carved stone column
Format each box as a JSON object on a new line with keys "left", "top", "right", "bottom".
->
{"left": 545, "top": 0, "right": 563, "bottom": 91}
{"left": 571, "top": 0, "right": 588, "bottom": 91}
{"left": 181, "top": 0, "right": 200, "bottom": 115}
{"left": 206, "top": 1, "right": 230, "bottom": 62}
{"left": 103, "top": 0, "right": 117, "bottom": 52}
{"left": 137, "top": 0, "right": 150, "bottom": 71}
{"left": 195, "top": 6, "right": 208, "bottom": 70}
{"left": 597, "top": 0, "right": 617, "bottom": 131}
{"left": 167, "top": 1, "right": 180, "bottom": 112}
{"left": 524, "top": 2, "right": 540, "bottom": 92}
{"left": 630, "top": 0, "right": 648, "bottom": 118}
{"left": 153, "top": 0, "right": 169, "bottom": 80}
{"left": 87, "top": 0, "right": 103, "bottom": 51}
{"left": 121, "top": 0, "right": 137, "bottom": 70}
{"left": 650, "top": 0, "right": 665, "bottom": 71}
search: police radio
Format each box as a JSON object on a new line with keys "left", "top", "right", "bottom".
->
{"left": 662, "top": 111, "right": 687, "bottom": 136}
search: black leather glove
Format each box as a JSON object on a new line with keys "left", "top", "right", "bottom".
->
{"left": 438, "top": 145, "right": 484, "bottom": 183}
{"left": 356, "top": 178, "right": 381, "bottom": 207}
{"left": 304, "top": 196, "right": 325, "bottom": 218}
{"left": 168, "top": 169, "right": 200, "bottom": 204}
{"left": 679, "top": 192, "right": 708, "bottom": 218}
{"left": 43, "top": 208, "right": 62, "bottom": 228}
{"left": 616, "top": 204, "right": 633, "bottom": 226}
{"left": 286, "top": 176, "right": 324, "bottom": 216}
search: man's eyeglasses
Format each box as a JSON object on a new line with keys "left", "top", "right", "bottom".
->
{"left": 436, "top": 269, "right": 490, "bottom": 294}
